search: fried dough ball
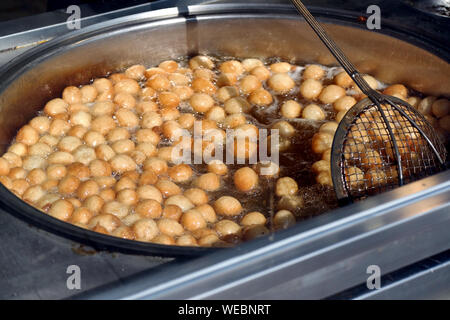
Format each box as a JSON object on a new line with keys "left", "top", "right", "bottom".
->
{"left": 383, "top": 84, "right": 408, "bottom": 98}
{"left": 319, "top": 85, "right": 346, "bottom": 104}
{"left": 334, "top": 71, "right": 352, "bottom": 88}
{"left": 190, "top": 93, "right": 214, "bottom": 113}
{"left": 319, "top": 121, "right": 338, "bottom": 136}
{"left": 48, "top": 199, "right": 74, "bottom": 221}
{"left": 299, "top": 79, "right": 322, "bottom": 100}
{"left": 189, "top": 55, "right": 215, "bottom": 70}
{"left": 302, "top": 104, "right": 325, "bottom": 121}
{"left": 214, "top": 196, "right": 242, "bottom": 216}
{"left": 195, "top": 173, "right": 221, "bottom": 192}
{"left": 184, "top": 188, "right": 208, "bottom": 206}
{"left": 334, "top": 96, "right": 356, "bottom": 112}
{"left": 241, "top": 211, "right": 266, "bottom": 226}
{"left": 165, "top": 194, "right": 194, "bottom": 212}
{"left": 272, "top": 120, "right": 296, "bottom": 138}
{"left": 303, "top": 65, "right": 325, "bottom": 80}
{"left": 168, "top": 164, "right": 193, "bottom": 183}
{"left": 273, "top": 210, "right": 296, "bottom": 229}
{"left": 270, "top": 62, "right": 292, "bottom": 73}
{"left": 431, "top": 99, "right": 449, "bottom": 118}
{"left": 345, "top": 166, "right": 365, "bottom": 189}
{"left": 207, "top": 160, "right": 228, "bottom": 176}
{"left": 132, "top": 218, "right": 159, "bottom": 242}
{"left": 275, "top": 177, "right": 298, "bottom": 197}
{"left": 311, "top": 132, "right": 334, "bottom": 154}
{"left": 234, "top": 167, "right": 258, "bottom": 192}
{"left": 280, "top": 100, "right": 302, "bottom": 118}
{"left": 181, "top": 209, "right": 207, "bottom": 231}
{"left": 215, "top": 220, "right": 241, "bottom": 237}
{"left": 316, "top": 171, "right": 333, "bottom": 186}
{"left": 251, "top": 66, "right": 271, "bottom": 81}
{"left": 220, "top": 60, "right": 244, "bottom": 75}
{"left": 268, "top": 73, "right": 295, "bottom": 93}
{"left": 248, "top": 88, "right": 273, "bottom": 106}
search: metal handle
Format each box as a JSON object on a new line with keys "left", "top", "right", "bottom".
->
{"left": 290, "top": 0, "right": 374, "bottom": 95}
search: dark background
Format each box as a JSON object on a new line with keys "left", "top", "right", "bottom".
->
{"left": 0, "top": 0, "right": 158, "bottom": 22}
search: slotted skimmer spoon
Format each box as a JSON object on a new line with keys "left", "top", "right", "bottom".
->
{"left": 290, "top": 0, "right": 447, "bottom": 203}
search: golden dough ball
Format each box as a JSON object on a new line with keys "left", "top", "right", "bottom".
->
{"left": 251, "top": 66, "right": 271, "bottom": 81}
{"left": 70, "top": 207, "right": 94, "bottom": 225}
{"left": 240, "top": 211, "right": 266, "bottom": 226}
{"left": 10, "top": 178, "right": 30, "bottom": 196}
{"left": 102, "top": 200, "right": 130, "bottom": 219}
{"left": 84, "top": 195, "right": 105, "bottom": 213}
{"left": 319, "top": 121, "right": 338, "bottom": 136}
{"left": 216, "top": 86, "right": 239, "bottom": 102}
{"left": 143, "top": 157, "right": 168, "bottom": 176}
{"left": 158, "top": 91, "right": 180, "bottom": 109}
{"left": 49, "top": 119, "right": 71, "bottom": 136}
{"left": 48, "top": 199, "right": 74, "bottom": 221}
{"left": 275, "top": 177, "right": 298, "bottom": 197}
{"left": 22, "top": 185, "right": 45, "bottom": 203}
{"left": 299, "top": 79, "right": 323, "bottom": 100}
{"left": 270, "top": 62, "right": 292, "bottom": 73}
{"left": 39, "top": 134, "right": 59, "bottom": 147}
{"left": 184, "top": 188, "right": 209, "bottom": 206}
{"left": 193, "top": 68, "right": 214, "bottom": 80}
{"left": 334, "top": 71, "right": 352, "bottom": 88}
{"left": 176, "top": 234, "right": 198, "bottom": 246}
{"left": 3, "top": 152, "right": 23, "bottom": 168}
{"left": 206, "top": 160, "right": 227, "bottom": 176}
{"left": 222, "top": 113, "right": 246, "bottom": 129}
{"left": 302, "top": 104, "right": 325, "bottom": 120}
{"left": 439, "top": 115, "right": 450, "bottom": 132}
{"left": 112, "top": 226, "right": 135, "bottom": 240}
{"left": 206, "top": 106, "right": 226, "bottom": 122}
{"left": 334, "top": 96, "right": 356, "bottom": 112}
{"left": 311, "top": 160, "right": 330, "bottom": 174}
{"left": 92, "top": 78, "right": 113, "bottom": 93}
{"left": 154, "top": 179, "right": 181, "bottom": 199}
{"left": 195, "top": 204, "right": 217, "bottom": 223}
{"left": 136, "top": 185, "right": 163, "bottom": 203}
{"left": 234, "top": 167, "right": 258, "bottom": 192}
{"left": 0, "top": 176, "right": 12, "bottom": 189}
{"left": 58, "top": 175, "right": 80, "bottom": 195}
{"left": 191, "top": 77, "right": 216, "bottom": 95}
{"left": 8, "top": 142, "right": 28, "bottom": 157}
{"left": 431, "top": 99, "right": 449, "bottom": 118}
{"left": 273, "top": 210, "right": 296, "bottom": 229}
{"left": 216, "top": 73, "right": 238, "bottom": 87}
{"left": 29, "top": 116, "right": 50, "bottom": 134}
{"left": 72, "top": 146, "right": 96, "bottom": 166}
{"left": 407, "top": 96, "right": 421, "bottom": 108}
{"left": 146, "top": 74, "right": 171, "bottom": 92}
{"left": 168, "top": 164, "right": 193, "bottom": 183}
{"left": 62, "top": 86, "right": 82, "bottom": 105}
{"left": 144, "top": 67, "right": 166, "bottom": 78}
{"left": 91, "top": 115, "right": 116, "bottom": 135}
{"left": 312, "top": 132, "right": 334, "bottom": 154}
{"left": 159, "top": 60, "right": 178, "bottom": 73}
{"left": 278, "top": 195, "right": 304, "bottom": 212}
{"left": 136, "top": 169, "right": 157, "bottom": 187}
{"left": 132, "top": 218, "right": 159, "bottom": 242}
{"left": 383, "top": 84, "right": 408, "bottom": 98}
{"left": 181, "top": 209, "right": 207, "bottom": 231}
{"left": 46, "top": 151, "right": 74, "bottom": 166}
{"left": 109, "top": 73, "right": 128, "bottom": 84}
{"left": 268, "top": 73, "right": 295, "bottom": 93}
{"left": 316, "top": 171, "right": 333, "bottom": 186}
{"left": 345, "top": 166, "right": 365, "bottom": 189}
{"left": 195, "top": 173, "right": 220, "bottom": 192}
{"left": 66, "top": 162, "right": 90, "bottom": 180}
{"left": 353, "top": 75, "right": 378, "bottom": 93}
{"left": 83, "top": 131, "right": 106, "bottom": 147}
{"left": 335, "top": 110, "right": 348, "bottom": 123}
{"left": 198, "top": 234, "right": 221, "bottom": 247}
{"left": 168, "top": 72, "right": 190, "bottom": 86}
{"left": 115, "top": 109, "right": 139, "bottom": 128}
{"left": 136, "top": 101, "right": 158, "bottom": 115}
{"left": 91, "top": 101, "right": 115, "bottom": 117}
{"left": 272, "top": 120, "right": 295, "bottom": 138}
{"left": 220, "top": 60, "right": 244, "bottom": 75}
{"left": 233, "top": 138, "right": 258, "bottom": 160}
{"left": 239, "top": 75, "right": 262, "bottom": 94}
{"left": 280, "top": 100, "right": 302, "bottom": 118}
{"left": 80, "top": 85, "right": 98, "bottom": 103}
{"left": 157, "top": 218, "right": 184, "bottom": 237}
{"left": 224, "top": 97, "right": 251, "bottom": 114}
{"left": 215, "top": 219, "right": 241, "bottom": 237}
{"left": 68, "top": 103, "right": 89, "bottom": 114}
{"left": 192, "top": 228, "right": 217, "bottom": 239}
{"left": 162, "top": 120, "right": 184, "bottom": 141}
{"left": 417, "top": 96, "right": 437, "bottom": 115}
{"left": 28, "top": 142, "right": 51, "bottom": 158}
{"left": 319, "top": 85, "right": 346, "bottom": 104}
{"left": 88, "top": 159, "right": 111, "bottom": 178}
{"left": 189, "top": 55, "right": 215, "bottom": 70}
{"left": 125, "top": 64, "right": 146, "bottom": 80}
{"left": 242, "top": 58, "right": 264, "bottom": 72}
{"left": 9, "top": 167, "right": 27, "bottom": 179}
{"left": 23, "top": 155, "right": 47, "bottom": 172}
{"left": 165, "top": 194, "right": 194, "bottom": 212}
{"left": 135, "top": 199, "right": 162, "bottom": 219}
{"left": 114, "top": 92, "right": 136, "bottom": 109}
{"left": 16, "top": 125, "right": 39, "bottom": 146}
{"left": 152, "top": 234, "right": 176, "bottom": 245}
{"left": 76, "top": 180, "right": 100, "bottom": 201}
{"left": 114, "top": 79, "right": 140, "bottom": 96}
{"left": 178, "top": 113, "right": 196, "bottom": 129}
{"left": 162, "top": 204, "right": 183, "bottom": 221}
{"left": 190, "top": 93, "right": 214, "bottom": 112}
{"left": 135, "top": 128, "right": 160, "bottom": 145}
{"left": 27, "top": 168, "right": 47, "bottom": 185}
{"left": 365, "top": 169, "right": 388, "bottom": 188}
{"left": 110, "top": 155, "right": 136, "bottom": 173}
{"left": 88, "top": 213, "right": 121, "bottom": 233}
{"left": 95, "top": 144, "right": 115, "bottom": 162}
{"left": 248, "top": 88, "right": 273, "bottom": 106}
{"left": 214, "top": 196, "right": 242, "bottom": 217}
{"left": 303, "top": 64, "right": 325, "bottom": 80}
